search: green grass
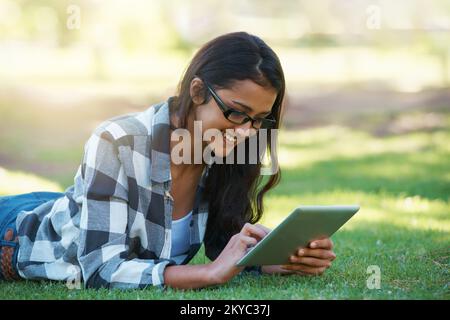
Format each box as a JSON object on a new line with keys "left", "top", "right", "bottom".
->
{"left": 0, "top": 125, "right": 449, "bottom": 299}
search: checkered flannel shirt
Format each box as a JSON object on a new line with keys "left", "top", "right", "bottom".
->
{"left": 16, "top": 98, "right": 211, "bottom": 289}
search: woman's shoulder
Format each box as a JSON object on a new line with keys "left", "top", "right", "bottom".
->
{"left": 91, "top": 99, "right": 170, "bottom": 142}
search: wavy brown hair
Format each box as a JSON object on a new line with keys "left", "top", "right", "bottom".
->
{"left": 169, "top": 32, "right": 285, "bottom": 260}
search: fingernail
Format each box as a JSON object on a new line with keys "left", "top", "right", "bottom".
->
{"left": 298, "top": 249, "right": 304, "bottom": 256}
{"left": 311, "top": 242, "right": 316, "bottom": 248}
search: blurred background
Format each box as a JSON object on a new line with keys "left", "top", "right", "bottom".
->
{"left": 0, "top": 0, "right": 449, "bottom": 192}
{"left": 0, "top": 0, "right": 449, "bottom": 299}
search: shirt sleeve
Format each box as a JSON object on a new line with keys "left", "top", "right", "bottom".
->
{"left": 77, "top": 128, "right": 174, "bottom": 289}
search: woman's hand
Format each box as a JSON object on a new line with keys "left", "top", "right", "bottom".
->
{"left": 207, "top": 223, "right": 270, "bottom": 285}
{"left": 280, "top": 238, "right": 336, "bottom": 276}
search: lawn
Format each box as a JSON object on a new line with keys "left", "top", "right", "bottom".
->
{"left": 0, "top": 122, "right": 449, "bottom": 299}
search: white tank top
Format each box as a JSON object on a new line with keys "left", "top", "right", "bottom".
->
{"left": 171, "top": 210, "right": 192, "bottom": 257}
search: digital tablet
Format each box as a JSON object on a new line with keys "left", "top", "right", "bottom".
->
{"left": 236, "top": 205, "right": 360, "bottom": 267}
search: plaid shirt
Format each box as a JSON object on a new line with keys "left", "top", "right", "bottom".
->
{"left": 16, "top": 99, "right": 211, "bottom": 289}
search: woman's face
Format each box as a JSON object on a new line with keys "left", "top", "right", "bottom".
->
{"left": 190, "top": 78, "right": 277, "bottom": 158}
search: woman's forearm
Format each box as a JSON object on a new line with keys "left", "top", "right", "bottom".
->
{"left": 163, "top": 263, "right": 220, "bottom": 289}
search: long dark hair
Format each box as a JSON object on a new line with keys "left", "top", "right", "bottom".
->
{"left": 170, "top": 32, "right": 285, "bottom": 260}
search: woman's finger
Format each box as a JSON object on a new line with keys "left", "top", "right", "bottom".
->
{"left": 290, "top": 256, "right": 332, "bottom": 268}
{"left": 308, "top": 238, "right": 333, "bottom": 249}
{"left": 296, "top": 248, "right": 336, "bottom": 260}
{"left": 234, "top": 234, "right": 258, "bottom": 251}
{"left": 240, "top": 223, "right": 268, "bottom": 241}
{"left": 254, "top": 223, "right": 272, "bottom": 235}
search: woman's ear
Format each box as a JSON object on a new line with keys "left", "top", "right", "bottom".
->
{"left": 190, "top": 77, "right": 206, "bottom": 105}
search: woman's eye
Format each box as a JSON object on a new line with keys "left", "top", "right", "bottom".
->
{"left": 230, "top": 108, "right": 246, "bottom": 116}
{"left": 230, "top": 111, "right": 247, "bottom": 118}
{"left": 231, "top": 106, "right": 244, "bottom": 113}
{"left": 229, "top": 102, "right": 245, "bottom": 112}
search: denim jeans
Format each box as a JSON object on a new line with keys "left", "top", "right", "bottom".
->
{"left": 0, "top": 191, "right": 64, "bottom": 280}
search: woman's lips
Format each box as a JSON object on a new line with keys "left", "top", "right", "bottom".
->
{"left": 222, "top": 133, "right": 237, "bottom": 147}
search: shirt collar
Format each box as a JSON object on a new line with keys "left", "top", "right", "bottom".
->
{"left": 149, "top": 97, "right": 212, "bottom": 185}
{"left": 150, "top": 98, "right": 172, "bottom": 183}
{"left": 150, "top": 98, "right": 211, "bottom": 188}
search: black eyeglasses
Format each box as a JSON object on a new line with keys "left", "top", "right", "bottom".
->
{"left": 203, "top": 81, "right": 276, "bottom": 129}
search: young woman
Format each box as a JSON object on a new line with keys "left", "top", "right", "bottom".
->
{"left": 0, "top": 32, "right": 335, "bottom": 290}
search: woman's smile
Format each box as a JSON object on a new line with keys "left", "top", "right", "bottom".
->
{"left": 223, "top": 131, "right": 238, "bottom": 147}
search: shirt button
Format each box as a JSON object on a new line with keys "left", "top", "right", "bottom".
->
{"left": 189, "top": 221, "right": 194, "bottom": 227}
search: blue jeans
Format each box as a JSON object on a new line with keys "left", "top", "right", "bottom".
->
{"left": 0, "top": 191, "right": 64, "bottom": 280}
